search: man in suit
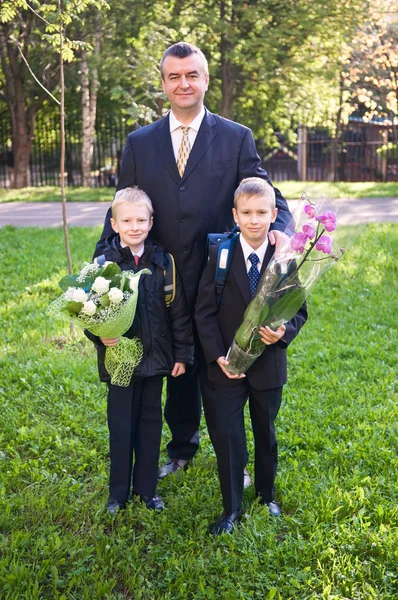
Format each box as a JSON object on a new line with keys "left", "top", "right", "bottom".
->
{"left": 195, "top": 178, "right": 307, "bottom": 534}
{"left": 94, "top": 42, "right": 292, "bottom": 479}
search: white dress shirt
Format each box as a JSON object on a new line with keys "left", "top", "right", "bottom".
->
{"left": 239, "top": 235, "right": 269, "bottom": 273}
{"left": 169, "top": 107, "right": 206, "bottom": 161}
{"left": 120, "top": 241, "right": 145, "bottom": 260}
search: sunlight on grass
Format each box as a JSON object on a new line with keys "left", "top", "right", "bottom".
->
{"left": 1, "top": 182, "right": 398, "bottom": 203}
{"left": 0, "top": 224, "right": 397, "bottom": 599}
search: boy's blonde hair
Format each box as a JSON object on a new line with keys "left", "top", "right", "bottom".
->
{"left": 234, "top": 177, "right": 276, "bottom": 209}
{"left": 112, "top": 187, "right": 154, "bottom": 218}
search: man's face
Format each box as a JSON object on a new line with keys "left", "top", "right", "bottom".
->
{"left": 110, "top": 202, "right": 153, "bottom": 252}
{"left": 233, "top": 194, "right": 278, "bottom": 250}
{"left": 161, "top": 54, "right": 209, "bottom": 117}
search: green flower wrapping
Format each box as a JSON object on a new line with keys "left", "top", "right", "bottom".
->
{"left": 48, "top": 265, "right": 151, "bottom": 387}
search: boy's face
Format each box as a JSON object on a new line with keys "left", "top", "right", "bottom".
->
{"left": 110, "top": 202, "right": 153, "bottom": 252}
{"left": 233, "top": 194, "right": 278, "bottom": 250}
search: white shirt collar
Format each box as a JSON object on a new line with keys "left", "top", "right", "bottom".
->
{"left": 169, "top": 107, "right": 206, "bottom": 133}
{"left": 120, "top": 240, "right": 145, "bottom": 257}
{"left": 239, "top": 234, "right": 269, "bottom": 266}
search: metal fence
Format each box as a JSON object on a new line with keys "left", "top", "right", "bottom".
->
{"left": 0, "top": 112, "right": 397, "bottom": 187}
{"left": 0, "top": 113, "right": 131, "bottom": 189}
{"left": 264, "top": 121, "right": 398, "bottom": 183}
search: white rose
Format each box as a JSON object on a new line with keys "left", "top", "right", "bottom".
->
{"left": 72, "top": 288, "right": 88, "bottom": 303}
{"left": 82, "top": 300, "right": 97, "bottom": 316}
{"left": 108, "top": 287, "right": 124, "bottom": 304}
{"left": 92, "top": 276, "right": 110, "bottom": 295}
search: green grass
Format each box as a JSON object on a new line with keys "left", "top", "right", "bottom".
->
{"left": 279, "top": 181, "right": 398, "bottom": 199}
{"left": 1, "top": 181, "right": 398, "bottom": 203}
{"left": 0, "top": 186, "right": 114, "bottom": 203}
{"left": 0, "top": 224, "right": 397, "bottom": 599}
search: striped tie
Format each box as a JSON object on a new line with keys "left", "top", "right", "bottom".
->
{"left": 177, "top": 126, "right": 191, "bottom": 177}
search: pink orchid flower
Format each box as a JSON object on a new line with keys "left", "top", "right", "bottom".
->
{"left": 304, "top": 204, "right": 317, "bottom": 219}
{"left": 316, "top": 235, "right": 333, "bottom": 254}
{"left": 302, "top": 223, "right": 316, "bottom": 240}
{"left": 317, "top": 210, "right": 336, "bottom": 232}
{"left": 290, "top": 231, "right": 309, "bottom": 254}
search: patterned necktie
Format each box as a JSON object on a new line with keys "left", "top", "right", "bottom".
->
{"left": 177, "top": 126, "right": 191, "bottom": 177}
{"left": 248, "top": 253, "right": 260, "bottom": 298}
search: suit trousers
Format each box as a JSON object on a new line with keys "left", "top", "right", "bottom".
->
{"left": 164, "top": 328, "right": 202, "bottom": 460}
{"left": 107, "top": 376, "right": 163, "bottom": 502}
{"left": 202, "top": 378, "right": 283, "bottom": 514}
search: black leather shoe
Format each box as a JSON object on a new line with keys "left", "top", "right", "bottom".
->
{"left": 210, "top": 510, "right": 242, "bottom": 535}
{"left": 139, "top": 495, "right": 165, "bottom": 511}
{"left": 265, "top": 501, "right": 282, "bottom": 517}
{"left": 158, "top": 458, "right": 189, "bottom": 479}
{"left": 106, "top": 496, "right": 126, "bottom": 515}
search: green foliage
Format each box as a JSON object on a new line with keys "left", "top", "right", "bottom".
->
{"left": 0, "top": 224, "right": 397, "bottom": 598}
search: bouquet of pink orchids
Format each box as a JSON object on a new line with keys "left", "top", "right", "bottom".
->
{"left": 226, "top": 193, "right": 346, "bottom": 375}
{"left": 48, "top": 260, "right": 150, "bottom": 386}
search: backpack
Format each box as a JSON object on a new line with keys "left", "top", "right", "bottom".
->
{"left": 206, "top": 226, "right": 240, "bottom": 309}
{"left": 95, "top": 252, "right": 176, "bottom": 308}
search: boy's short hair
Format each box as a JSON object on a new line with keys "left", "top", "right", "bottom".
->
{"left": 160, "top": 42, "right": 209, "bottom": 77}
{"left": 112, "top": 187, "right": 154, "bottom": 218}
{"left": 234, "top": 177, "right": 276, "bottom": 209}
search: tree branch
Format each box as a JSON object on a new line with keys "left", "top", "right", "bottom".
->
{"left": 25, "top": 2, "right": 52, "bottom": 27}
{"left": 10, "top": 36, "right": 60, "bottom": 105}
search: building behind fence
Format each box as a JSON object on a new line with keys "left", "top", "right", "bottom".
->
{"left": 0, "top": 112, "right": 397, "bottom": 187}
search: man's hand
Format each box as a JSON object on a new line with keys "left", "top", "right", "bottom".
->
{"left": 171, "top": 362, "right": 186, "bottom": 377}
{"left": 100, "top": 337, "right": 120, "bottom": 347}
{"left": 268, "top": 230, "right": 290, "bottom": 259}
{"left": 217, "top": 356, "right": 246, "bottom": 379}
{"left": 259, "top": 325, "right": 286, "bottom": 345}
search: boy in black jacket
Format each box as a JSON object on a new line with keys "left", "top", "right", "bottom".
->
{"left": 87, "top": 187, "right": 194, "bottom": 514}
{"left": 195, "top": 178, "right": 307, "bottom": 534}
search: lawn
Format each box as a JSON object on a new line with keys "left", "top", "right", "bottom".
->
{"left": 1, "top": 181, "right": 398, "bottom": 203}
{"left": 0, "top": 224, "right": 397, "bottom": 599}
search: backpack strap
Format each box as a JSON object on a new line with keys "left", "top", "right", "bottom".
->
{"left": 163, "top": 252, "right": 176, "bottom": 308}
{"left": 95, "top": 252, "right": 176, "bottom": 307}
{"left": 94, "top": 254, "right": 107, "bottom": 267}
{"left": 213, "top": 229, "right": 240, "bottom": 309}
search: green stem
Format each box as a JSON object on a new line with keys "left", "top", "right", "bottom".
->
{"left": 296, "top": 223, "right": 325, "bottom": 274}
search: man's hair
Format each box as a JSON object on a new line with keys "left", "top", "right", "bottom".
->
{"left": 160, "top": 42, "right": 209, "bottom": 78}
{"left": 112, "top": 187, "right": 154, "bottom": 218}
{"left": 234, "top": 177, "right": 276, "bottom": 209}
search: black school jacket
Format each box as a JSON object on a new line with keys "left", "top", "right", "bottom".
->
{"left": 86, "top": 236, "right": 194, "bottom": 382}
{"left": 194, "top": 240, "right": 307, "bottom": 390}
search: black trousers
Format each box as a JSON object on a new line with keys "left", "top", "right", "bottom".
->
{"left": 202, "top": 378, "right": 283, "bottom": 514}
{"left": 164, "top": 334, "right": 202, "bottom": 461}
{"left": 107, "top": 376, "right": 163, "bottom": 503}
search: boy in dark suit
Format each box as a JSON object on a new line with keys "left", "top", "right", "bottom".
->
{"left": 86, "top": 187, "right": 194, "bottom": 515}
{"left": 195, "top": 177, "right": 307, "bottom": 534}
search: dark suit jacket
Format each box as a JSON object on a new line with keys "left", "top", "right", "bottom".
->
{"left": 195, "top": 240, "right": 308, "bottom": 390}
{"left": 95, "top": 109, "right": 292, "bottom": 310}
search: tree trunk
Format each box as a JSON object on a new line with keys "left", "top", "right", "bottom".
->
{"left": 219, "top": 0, "right": 236, "bottom": 120}
{"left": 0, "top": 20, "right": 55, "bottom": 189}
{"left": 220, "top": 58, "right": 235, "bottom": 119}
{"left": 10, "top": 75, "right": 34, "bottom": 188}
{"left": 81, "top": 30, "right": 100, "bottom": 188}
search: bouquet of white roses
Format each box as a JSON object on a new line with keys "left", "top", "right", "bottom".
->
{"left": 226, "top": 193, "right": 350, "bottom": 375}
{"left": 48, "top": 260, "right": 150, "bottom": 386}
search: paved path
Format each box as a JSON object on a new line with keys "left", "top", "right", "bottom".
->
{"left": 0, "top": 198, "right": 398, "bottom": 228}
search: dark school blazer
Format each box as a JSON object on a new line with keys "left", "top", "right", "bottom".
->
{"left": 195, "top": 240, "right": 308, "bottom": 390}
{"left": 94, "top": 109, "right": 292, "bottom": 311}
